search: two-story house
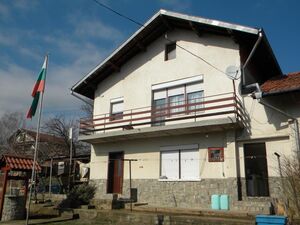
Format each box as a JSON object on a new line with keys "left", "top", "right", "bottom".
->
{"left": 71, "top": 10, "right": 298, "bottom": 213}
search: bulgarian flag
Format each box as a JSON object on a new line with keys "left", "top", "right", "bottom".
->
{"left": 26, "top": 56, "right": 48, "bottom": 119}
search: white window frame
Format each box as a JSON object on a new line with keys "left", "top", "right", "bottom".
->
{"left": 110, "top": 98, "right": 124, "bottom": 121}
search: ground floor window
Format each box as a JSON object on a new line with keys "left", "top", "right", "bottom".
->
{"left": 160, "top": 148, "right": 199, "bottom": 180}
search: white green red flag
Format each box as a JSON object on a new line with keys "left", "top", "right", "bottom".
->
{"left": 26, "top": 56, "right": 48, "bottom": 119}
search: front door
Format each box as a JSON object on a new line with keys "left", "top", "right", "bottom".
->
{"left": 107, "top": 152, "right": 124, "bottom": 194}
{"left": 244, "top": 143, "right": 269, "bottom": 197}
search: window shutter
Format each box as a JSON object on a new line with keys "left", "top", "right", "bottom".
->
{"left": 180, "top": 150, "right": 199, "bottom": 179}
{"left": 161, "top": 151, "right": 179, "bottom": 179}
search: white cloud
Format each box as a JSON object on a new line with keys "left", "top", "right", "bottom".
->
{"left": 74, "top": 19, "right": 123, "bottom": 41}
{"left": 0, "top": 33, "right": 17, "bottom": 46}
{"left": 12, "top": 0, "right": 39, "bottom": 11}
{"left": 0, "top": 2, "right": 10, "bottom": 20}
{"left": 0, "top": 8, "right": 124, "bottom": 121}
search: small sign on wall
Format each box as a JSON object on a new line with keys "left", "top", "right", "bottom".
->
{"left": 57, "top": 162, "right": 65, "bottom": 175}
{"left": 208, "top": 147, "right": 224, "bottom": 162}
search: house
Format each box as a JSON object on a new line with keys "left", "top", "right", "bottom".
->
{"left": 8, "top": 128, "right": 69, "bottom": 160}
{"left": 71, "top": 10, "right": 299, "bottom": 213}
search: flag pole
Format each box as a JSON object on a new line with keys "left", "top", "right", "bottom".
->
{"left": 25, "top": 55, "right": 48, "bottom": 225}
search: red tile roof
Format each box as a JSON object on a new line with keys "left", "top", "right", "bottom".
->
{"left": 261, "top": 72, "right": 300, "bottom": 94}
{"left": 1, "top": 155, "right": 41, "bottom": 171}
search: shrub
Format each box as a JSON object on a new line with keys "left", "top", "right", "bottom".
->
{"left": 59, "top": 183, "right": 96, "bottom": 208}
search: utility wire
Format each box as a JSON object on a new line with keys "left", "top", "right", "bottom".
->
{"left": 91, "top": 0, "right": 144, "bottom": 27}
{"left": 90, "top": 0, "right": 235, "bottom": 77}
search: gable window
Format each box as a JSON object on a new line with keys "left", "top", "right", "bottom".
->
{"left": 160, "top": 145, "right": 199, "bottom": 180}
{"left": 165, "top": 42, "right": 176, "bottom": 61}
{"left": 110, "top": 99, "right": 124, "bottom": 121}
{"left": 208, "top": 147, "right": 224, "bottom": 162}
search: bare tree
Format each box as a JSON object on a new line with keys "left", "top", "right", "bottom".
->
{"left": 42, "top": 115, "right": 89, "bottom": 156}
{"left": 0, "top": 111, "right": 24, "bottom": 152}
{"left": 80, "top": 102, "right": 93, "bottom": 118}
{"left": 281, "top": 157, "right": 300, "bottom": 218}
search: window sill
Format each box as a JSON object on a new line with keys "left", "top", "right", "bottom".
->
{"left": 158, "top": 178, "right": 201, "bottom": 182}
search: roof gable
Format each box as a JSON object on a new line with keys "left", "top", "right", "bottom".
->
{"left": 72, "top": 9, "right": 281, "bottom": 99}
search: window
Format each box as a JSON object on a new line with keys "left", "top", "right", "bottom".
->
{"left": 165, "top": 42, "right": 176, "bottom": 61}
{"left": 168, "top": 86, "right": 185, "bottom": 114}
{"left": 188, "top": 91, "right": 204, "bottom": 111}
{"left": 152, "top": 81, "right": 204, "bottom": 120}
{"left": 153, "top": 98, "right": 166, "bottom": 126}
{"left": 208, "top": 147, "right": 224, "bottom": 162}
{"left": 110, "top": 100, "right": 124, "bottom": 121}
{"left": 160, "top": 147, "right": 199, "bottom": 180}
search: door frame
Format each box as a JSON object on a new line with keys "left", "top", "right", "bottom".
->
{"left": 106, "top": 151, "right": 124, "bottom": 194}
{"left": 243, "top": 143, "right": 270, "bottom": 197}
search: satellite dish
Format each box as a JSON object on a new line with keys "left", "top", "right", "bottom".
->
{"left": 225, "top": 66, "right": 240, "bottom": 80}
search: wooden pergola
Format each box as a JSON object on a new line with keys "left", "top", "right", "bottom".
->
{"left": 0, "top": 154, "right": 41, "bottom": 219}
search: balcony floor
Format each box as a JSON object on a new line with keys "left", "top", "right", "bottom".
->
{"left": 79, "top": 116, "right": 243, "bottom": 144}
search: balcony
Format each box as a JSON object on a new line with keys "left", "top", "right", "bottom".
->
{"left": 79, "top": 92, "right": 245, "bottom": 143}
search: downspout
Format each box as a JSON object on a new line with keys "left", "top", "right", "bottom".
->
{"left": 252, "top": 91, "right": 300, "bottom": 162}
{"left": 242, "top": 31, "right": 263, "bottom": 86}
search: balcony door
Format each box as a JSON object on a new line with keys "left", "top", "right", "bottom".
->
{"left": 107, "top": 152, "right": 124, "bottom": 194}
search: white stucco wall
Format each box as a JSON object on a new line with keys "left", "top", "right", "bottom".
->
{"left": 88, "top": 27, "right": 296, "bottom": 181}
{"left": 90, "top": 131, "right": 238, "bottom": 180}
{"left": 93, "top": 29, "right": 240, "bottom": 117}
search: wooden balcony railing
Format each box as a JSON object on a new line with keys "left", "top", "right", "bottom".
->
{"left": 79, "top": 92, "right": 244, "bottom": 135}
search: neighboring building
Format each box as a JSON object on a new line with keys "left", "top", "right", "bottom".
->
{"left": 71, "top": 10, "right": 299, "bottom": 213}
{"left": 8, "top": 128, "right": 69, "bottom": 160}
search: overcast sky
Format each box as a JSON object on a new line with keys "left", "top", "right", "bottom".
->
{"left": 0, "top": 0, "right": 299, "bottom": 127}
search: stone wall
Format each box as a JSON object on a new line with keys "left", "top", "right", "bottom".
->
{"left": 91, "top": 178, "right": 238, "bottom": 210}
{"left": 91, "top": 177, "right": 282, "bottom": 213}
{"left": 1, "top": 195, "right": 26, "bottom": 221}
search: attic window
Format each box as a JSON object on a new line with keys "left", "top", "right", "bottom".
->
{"left": 165, "top": 42, "right": 176, "bottom": 61}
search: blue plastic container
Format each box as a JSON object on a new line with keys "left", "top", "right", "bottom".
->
{"left": 220, "top": 194, "right": 229, "bottom": 210}
{"left": 256, "top": 215, "right": 287, "bottom": 225}
{"left": 211, "top": 194, "right": 220, "bottom": 210}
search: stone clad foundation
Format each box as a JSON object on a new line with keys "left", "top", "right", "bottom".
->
{"left": 91, "top": 177, "right": 281, "bottom": 213}
{"left": 1, "top": 195, "right": 26, "bottom": 221}
{"left": 91, "top": 178, "right": 238, "bottom": 210}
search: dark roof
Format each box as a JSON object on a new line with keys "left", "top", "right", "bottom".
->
{"left": 22, "top": 129, "right": 65, "bottom": 145}
{"left": 71, "top": 9, "right": 282, "bottom": 99}
{"left": 261, "top": 72, "right": 300, "bottom": 95}
{"left": 28, "top": 130, "right": 65, "bottom": 144}
{"left": 0, "top": 154, "right": 41, "bottom": 171}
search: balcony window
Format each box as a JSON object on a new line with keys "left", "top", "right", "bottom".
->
{"left": 168, "top": 86, "right": 185, "bottom": 114}
{"left": 187, "top": 91, "right": 204, "bottom": 111}
{"left": 152, "top": 80, "right": 204, "bottom": 120}
{"left": 153, "top": 98, "right": 166, "bottom": 126}
{"left": 160, "top": 147, "right": 199, "bottom": 180}
{"left": 110, "top": 100, "right": 124, "bottom": 121}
